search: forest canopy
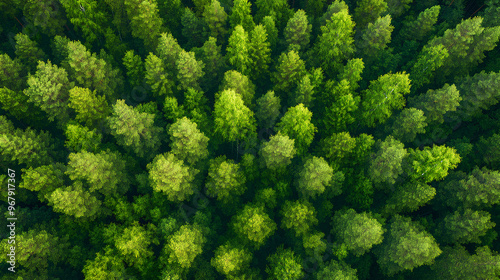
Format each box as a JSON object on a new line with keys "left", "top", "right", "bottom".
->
{"left": 1, "top": 0, "right": 500, "bottom": 279}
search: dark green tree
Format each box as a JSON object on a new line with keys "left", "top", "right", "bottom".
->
{"left": 353, "top": 0, "right": 388, "bottom": 29}
{"left": 389, "top": 108, "right": 427, "bottom": 143}
{"left": 229, "top": 0, "right": 255, "bottom": 32}
{"left": 275, "top": 103, "right": 317, "bottom": 156}
{"left": 408, "top": 83, "right": 461, "bottom": 124}
{"left": 249, "top": 24, "right": 272, "bottom": 81}
{"left": 14, "top": 33, "right": 46, "bottom": 73}
{"left": 206, "top": 155, "right": 247, "bottom": 203}
{"left": 202, "top": 0, "right": 228, "bottom": 42}
{"left": 255, "top": 90, "right": 281, "bottom": 129}
{"left": 124, "top": 0, "right": 164, "bottom": 49}
{"left": 266, "top": 246, "right": 304, "bottom": 280}
{"left": 280, "top": 200, "right": 318, "bottom": 237}
{"left": 400, "top": 5, "right": 440, "bottom": 41}
{"left": 259, "top": 132, "right": 296, "bottom": 171}
{"left": 122, "top": 50, "right": 145, "bottom": 88}
{"left": 168, "top": 117, "right": 209, "bottom": 165}
{"left": 284, "top": 9, "right": 312, "bottom": 51}
{"left": 435, "top": 209, "right": 495, "bottom": 244}
{"left": 232, "top": 204, "right": 277, "bottom": 248}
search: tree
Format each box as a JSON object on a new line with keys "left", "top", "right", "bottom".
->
{"left": 147, "top": 153, "right": 199, "bottom": 202}
{"left": 145, "top": 52, "right": 174, "bottom": 98}
{"left": 183, "top": 88, "right": 212, "bottom": 132}
{"left": 266, "top": 246, "right": 304, "bottom": 280}
{"left": 476, "top": 133, "right": 500, "bottom": 169}
{"left": 259, "top": 132, "right": 296, "bottom": 171}
{"left": 332, "top": 209, "right": 384, "bottom": 256}
{"left": 386, "top": 0, "right": 413, "bottom": 18}
{"left": 229, "top": 0, "right": 255, "bottom": 32}
{"left": 124, "top": 0, "right": 164, "bottom": 49}
{"left": 232, "top": 204, "right": 277, "bottom": 248}
{"left": 318, "top": 131, "right": 357, "bottom": 167}
{"left": 181, "top": 7, "right": 208, "bottom": 49}
{"left": 19, "top": 163, "right": 66, "bottom": 203}
{"left": 206, "top": 155, "right": 246, "bottom": 202}
{"left": 203, "top": 0, "right": 228, "bottom": 42}
{"left": 436, "top": 209, "right": 495, "bottom": 245}
{"left": 213, "top": 88, "right": 256, "bottom": 143}
{"left": 389, "top": 108, "right": 427, "bottom": 143}
{"left": 48, "top": 181, "right": 102, "bottom": 219}
{"left": 400, "top": 5, "right": 440, "bottom": 41}
{"left": 66, "top": 150, "right": 129, "bottom": 196}
{"left": 337, "top": 58, "right": 365, "bottom": 92}
{"left": 64, "top": 123, "right": 102, "bottom": 153}
{"left": 115, "top": 222, "right": 154, "bottom": 266}
{"left": 408, "top": 83, "right": 461, "bottom": 124}
{"left": 291, "top": 74, "right": 315, "bottom": 108}
{"left": 68, "top": 86, "right": 111, "bottom": 128}
{"left": 226, "top": 25, "right": 251, "bottom": 75}
{"left": 23, "top": 60, "right": 73, "bottom": 123}
{"left": 122, "top": 50, "right": 145, "bottom": 88}
{"left": 156, "top": 32, "right": 183, "bottom": 74}
{"left": 438, "top": 167, "right": 500, "bottom": 209}
{"left": 272, "top": 50, "right": 307, "bottom": 95}
{"left": 0, "top": 87, "right": 47, "bottom": 126}
{"left": 254, "top": 0, "right": 293, "bottom": 31}
{"left": 353, "top": 0, "right": 388, "bottom": 29}
{"left": 211, "top": 243, "right": 252, "bottom": 277}
{"left": 0, "top": 53, "right": 25, "bottom": 92}
{"left": 168, "top": 117, "right": 209, "bottom": 165}
{"left": 374, "top": 214, "right": 442, "bottom": 276}
{"left": 356, "top": 15, "right": 394, "bottom": 59}
{"left": 0, "top": 116, "right": 55, "bottom": 167}
{"left": 409, "top": 44, "right": 449, "bottom": 91}
{"left": 280, "top": 200, "right": 318, "bottom": 237}
{"left": 107, "top": 99, "right": 163, "bottom": 158}
{"left": 82, "top": 247, "right": 128, "bottom": 280}
{"left": 404, "top": 145, "right": 461, "bottom": 183}
{"left": 164, "top": 224, "right": 206, "bottom": 270}
{"left": 322, "top": 79, "right": 360, "bottom": 133}
{"left": 248, "top": 24, "right": 272, "bottom": 80}
{"left": 368, "top": 136, "right": 407, "bottom": 186}
{"left": 455, "top": 71, "right": 500, "bottom": 121}
{"left": 262, "top": 16, "right": 278, "bottom": 51}
{"left": 199, "top": 37, "right": 226, "bottom": 88}
{"left": 275, "top": 103, "right": 317, "bottom": 156}
{"left": 425, "top": 17, "right": 500, "bottom": 77}
{"left": 430, "top": 245, "right": 500, "bottom": 279}
{"left": 383, "top": 182, "right": 436, "bottom": 214}
{"left": 296, "top": 156, "right": 340, "bottom": 199}
{"left": 220, "top": 70, "right": 255, "bottom": 108}
{"left": 314, "top": 7, "right": 355, "bottom": 75}
{"left": 481, "top": 0, "right": 500, "bottom": 28}
{"left": 22, "top": 0, "right": 66, "bottom": 36}
{"left": 255, "top": 90, "right": 281, "bottom": 129}
{"left": 360, "top": 72, "right": 411, "bottom": 127}
{"left": 284, "top": 9, "right": 312, "bottom": 51}
{"left": 14, "top": 33, "right": 46, "bottom": 73}
{"left": 59, "top": 0, "right": 107, "bottom": 46}
{"left": 176, "top": 50, "right": 205, "bottom": 91}
{"left": 314, "top": 259, "right": 358, "bottom": 280}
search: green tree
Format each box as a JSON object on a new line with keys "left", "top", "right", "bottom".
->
{"left": 400, "top": 5, "right": 440, "bottom": 41}
{"left": 436, "top": 209, "right": 495, "bottom": 244}
{"left": 262, "top": 16, "right": 278, "bottom": 51}
{"left": 68, "top": 86, "right": 110, "bottom": 128}
{"left": 296, "top": 156, "right": 340, "bottom": 199}
{"left": 64, "top": 123, "right": 102, "bottom": 153}
{"left": 107, "top": 99, "right": 163, "bottom": 158}
{"left": 232, "top": 204, "right": 277, "bottom": 248}
{"left": 0, "top": 87, "right": 47, "bottom": 126}
{"left": 383, "top": 182, "right": 436, "bottom": 214}
{"left": 176, "top": 50, "right": 205, "bottom": 91}
{"left": 59, "top": 0, "right": 107, "bottom": 46}
{"left": 275, "top": 104, "right": 317, "bottom": 156}
{"left": 438, "top": 167, "right": 500, "bottom": 209}
{"left": 455, "top": 71, "right": 500, "bottom": 121}
{"left": 356, "top": 15, "right": 394, "bottom": 59}
{"left": 476, "top": 133, "right": 500, "bottom": 169}
{"left": 211, "top": 243, "right": 253, "bottom": 277}
{"left": 156, "top": 32, "right": 183, "bottom": 74}
{"left": 164, "top": 224, "right": 206, "bottom": 269}
{"left": 430, "top": 245, "right": 500, "bottom": 279}
{"left": 226, "top": 25, "right": 251, "bottom": 75}
{"left": 255, "top": 90, "right": 281, "bottom": 129}
{"left": 255, "top": 0, "right": 293, "bottom": 31}
{"left": 314, "top": 7, "right": 355, "bottom": 75}
{"left": 47, "top": 181, "right": 102, "bottom": 219}
{"left": 122, "top": 50, "right": 145, "bottom": 88}
{"left": 145, "top": 52, "right": 174, "bottom": 99}
{"left": 480, "top": 0, "right": 500, "bottom": 27}
{"left": 389, "top": 108, "right": 427, "bottom": 143}
{"left": 272, "top": 50, "right": 307, "bottom": 95}
{"left": 360, "top": 72, "right": 411, "bottom": 127}
{"left": 206, "top": 155, "right": 246, "bottom": 202}
{"left": 284, "top": 9, "right": 312, "bottom": 51}
{"left": 19, "top": 163, "right": 66, "bottom": 203}
{"left": 353, "top": 0, "right": 388, "bottom": 29}
{"left": 66, "top": 150, "right": 129, "bottom": 196}
{"left": 374, "top": 214, "right": 442, "bottom": 276}
{"left": 181, "top": 7, "right": 209, "bottom": 49}
{"left": 24, "top": 60, "right": 73, "bottom": 123}
{"left": 259, "top": 132, "right": 296, "bottom": 171}
{"left": 314, "top": 259, "right": 358, "bottom": 280}
{"left": 386, "top": 0, "right": 413, "bottom": 18}
{"left": 82, "top": 247, "right": 128, "bottom": 280}
{"left": 404, "top": 145, "right": 461, "bottom": 183}
{"left": 332, "top": 209, "right": 384, "bottom": 257}
{"left": 22, "top": 0, "right": 66, "bottom": 36}
{"left": 291, "top": 74, "right": 315, "bottom": 108}
{"left": 409, "top": 44, "right": 449, "bottom": 91}
{"left": 203, "top": 0, "right": 228, "bottom": 42}
{"left": 199, "top": 37, "right": 226, "bottom": 89}
{"left": 281, "top": 200, "right": 318, "bottom": 237}
{"left": 213, "top": 88, "right": 256, "bottom": 143}
{"left": 368, "top": 136, "right": 408, "bottom": 186}
{"left": 408, "top": 83, "right": 461, "bottom": 124}
{"left": 266, "top": 246, "right": 304, "bottom": 280}
{"left": 0, "top": 53, "right": 25, "bottom": 91}
{"left": 115, "top": 222, "right": 155, "bottom": 266}
{"left": 168, "top": 117, "right": 209, "bottom": 165}
{"left": 14, "top": 33, "right": 46, "bottom": 73}
{"left": 249, "top": 24, "right": 272, "bottom": 80}
{"left": 147, "top": 153, "right": 199, "bottom": 202}
{"left": 322, "top": 79, "right": 360, "bottom": 133}
{"left": 220, "top": 70, "right": 255, "bottom": 108}
{"left": 318, "top": 131, "right": 357, "bottom": 167}
{"left": 124, "top": 0, "right": 164, "bottom": 49}
{"left": 229, "top": 0, "right": 255, "bottom": 32}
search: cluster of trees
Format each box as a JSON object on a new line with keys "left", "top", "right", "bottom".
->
{"left": 1, "top": 0, "right": 500, "bottom": 279}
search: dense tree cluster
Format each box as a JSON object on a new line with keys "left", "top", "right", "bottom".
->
{"left": 1, "top": 0, "right": 500, "bottom": 279}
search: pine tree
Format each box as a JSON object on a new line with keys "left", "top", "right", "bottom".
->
{"left": 436, "top": 209, "right": 495, "bottom": 244}
{"left": 386, "top": 0, "right": 413, "bottom": 18}
{"left": 280, "top": 200, "right": 318, "bottom": 237}
{"left": 168, "top": 117, "right": 209, "bottom": 165}
{"left": 220, "top": 70, "right": 255, "bottom": 108}
{"left": 259, "top": 132, "right": 296, "bottom": 171}
{"left": 164, "top": 224, "right": 206, "bottom": 269}
{"left": 272, "top": 50, "right": 307, "bottom": 95}
{"left": 176, "top": 50, "right": 205, "bottom": 91}
{"left": 266, "top": 246, "right": 304, "bottom": 280}
{"left": 122, "top": 50, "right": 145, "bottom": 88}
{"left": 211, "top": 243, "right": 252, "bottom": 277}
{"left": 408, "top": 83, "right": 461, "bottom": 124}
{"left": 226, "top": 25, "right": 251, "bottom": 75}
{"left": 181, "top": 7, "right": 208, "bottom": 49}
{"left": 48, "top": 181, "right": 102, "bottom": 219}
{"left": 206, "top": 155, "right": 246, "bottom": 202}
{"left": 296, "top": 156, "right": 339, "bottom": 199}
{"left": 284, "top": 9, "right": 312, "bottom": 51}
{"left": 455, "top": 71, "right": 500, "bottom": 121}
{"left": 389, "top": 108, "right": 427, "bottom": 143}
{"left": 409, "top": 44, "right": 449, "bottom": 91}
{"left": 248, "top": 24, "right": 272, "bottom": 81}
{"left": 353, "top": 0, "right": 388, "bottom": 29}
{"left": 400, "top": 5, "right": 440, "bottom": 41}
{"left": 0, "top": 53, "right": 25, "bottom": 92}
{"left": 124, "top": 0, "right": 164, "bottom": 49}
{"left": 229, "top": 0, "right": 255, "bottom": 32}
{"left": 232, "top": 204, "right": 277, "bottom": 248}
{"left": 356, "top": 15, "right": 394, "bottom": 59}
{"left": 275, "top": 103, "right": 317, "bottom": 156}
{"left": 59, "top": 0, "right": 107, "bottom": 45}
{"left": 404, "top": 145, "right": 461, "bottom": 183}
{"left": 68, "top": 86, "right": 111, "bottom": 128}
{"left": 202, "top": 0, "right": 228, "bottom": 42}
{"left": 368, "top": 136, "right": 407, "bottom": 186}
{"left": 14, "top": 33, "right": 46, "bottom": 73}
{"left": 144, "top": 52, "right": 174, "bottom": 98}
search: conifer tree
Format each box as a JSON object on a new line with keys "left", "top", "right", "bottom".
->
{"left": 220, "top": 70, "right": 255, "bottom": 108}
{"left": 386, "top": 0, "right": 413, "bottom": 18}
{"left": 368, "top": 136, "right": 407, "bottom": 186}
{"left": 436, "top": 209, "right": 495, "bottom": 244}
{"left": 14, "top": 33, "right": 46, "bottom": 73}
{"left": 122, "top": 50, "right": 145, "bottom": 88}
{"left": 248, "top": 24, "right": 272, "bottom": 81}
{"left": 275, "top": 103, "right": 317, "bottom": 156}
{"left": 164, "top": 224, "right": 206, "bottom": 269}
{"left": 404, "top": 145, "right": 461, "bottom": 184}
{"left": 145, "top": 52, "right": 174, "bottom": 98}
{"left": 181, "top": 7, "right": 208, "bottom": 49}
{"left": 232, "top": 204, "right": 277, "bottom": 248}
{"left": 262, "top": 16, "right": 279, "bottom": 51}
{"left": 284, "top": 9, "right": 312, "bottom": 51}
{"left": 206, "top": 155, "right": 246, "bottom": 202}
{"left": 400, "top": 5, "right": 440, "bottom": 41}
{"left": 211, "top": 243, "right": 252, "bottom": 278}
{"left": 124, "top": 0, "right": 164, "bottom": 49}
{"left": 296, "top": 156, "right": 339, "bottom": 199}
{"left": 259, "top": 132, "right": 296, "bottom": 171}
{"left": 408, "top": 83, "right": 461, "bottom": 124}
{"left": 409, "top": 44, "right": 449, "bottom": 91}
{"left": 202, "top": 0, "right": 228, "bottom": 42}
{"left": 229, "top": 0, "right": 255, "bottom": 32}
{"left": 389, "top": 108, "right": 427, "bottom": 143}
{"left": 176, "top": 50, "right": 205, "bottom": 91}
{"left": 59, "top": 0, "right": 107, "bottom": 45}
{"left": 356, "top": 15, "right": 394, "bottom": 59}
{"left": 266, "top": 246, "right": 304, "bottom": 280}
{"left": 272, "top": 50, "right": 307, "bottom": 95}
{"left": 353, "top": 0, "right": 388, "bottom": 29}
{"left": 68, "top": 86, "right": 111, "bottom": 128}
{"left": 455, "top": 71, "right": 500, "bottom": 121}
{"left": 168, "top": 117, "right": 209, "bottom": 165}
{"left": 48, "top": 181, "right": 102, "bottom": 219}
{"left": 0, "top": 54, "right": 25, "bottom": 92}
{"left": 226, "top": 25, "right": 251, "bottom": 75}
{"left": 280, "top": 200, "right": 318, "bottom": 237}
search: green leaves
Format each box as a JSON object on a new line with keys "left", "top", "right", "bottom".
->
{"left": 259, "top": 132, "right": 296, "bottom": 171}
{"left": 206, "top": 155, "right": 246, "bottom": 202}
{"left": 280, "top": 200, "right": 318, "bottom": 237}
{"left": 211, "top": 243, "right": 252, "bottom": 277}
{"left": 266, "top": 246, "right": 304, "bottom": 280}
{"left": 169, "top": 117, "right": 209, "bottom": 165}
{"left": 232, "top": 204, "right": 276, "bottom": 248}
{"left": 226, "top": 25, "right": 251, "bottom": 75}
{"left": 296, "top": 156, "right": 339, "bottom": 199}
{"left": 275, "top": 103, "right": 317, "bottom": 156}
